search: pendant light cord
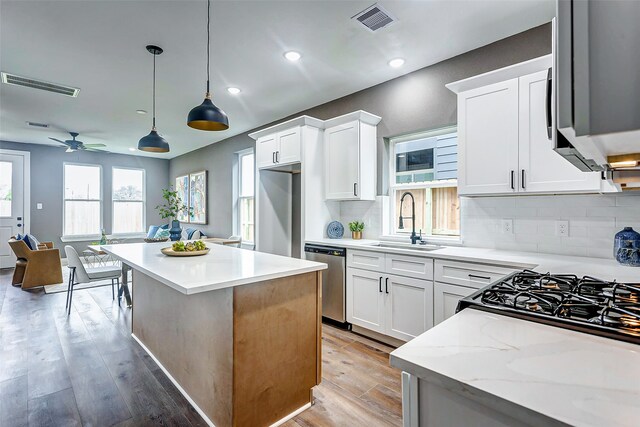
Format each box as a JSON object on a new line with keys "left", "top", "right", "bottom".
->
{"left": 206, "top": 0, "right": 210, "bottom": 95}
{"left": 152, "top": 50, "right": 157, "bottom": 129}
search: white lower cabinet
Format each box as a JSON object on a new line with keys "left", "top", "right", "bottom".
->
{"left": 433, "top": 282, "right": 477, "bottom": 325}
{"left": 347, "top": 267, "right": 433, "bottom": 341}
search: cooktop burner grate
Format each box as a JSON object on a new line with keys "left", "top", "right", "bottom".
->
{"left": 457, "top": 270, "right": 640, "bottom": 344}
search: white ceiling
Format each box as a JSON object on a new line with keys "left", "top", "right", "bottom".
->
{"left": 0, "top": 0, "right": 554, "bottom": 159}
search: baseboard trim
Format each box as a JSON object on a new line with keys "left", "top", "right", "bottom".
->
{"left": 269, "top": 402, "right": 311, "bottom": 427}
{"left": 351, "top": 325, "right": 405, "bottom": 348}
{"left": 131, "top": 333, "right": 216, "bottom": 427}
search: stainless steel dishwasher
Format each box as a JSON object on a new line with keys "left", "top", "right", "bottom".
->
{"left": 304, "top": 244, "right": 347, "bottom": 325}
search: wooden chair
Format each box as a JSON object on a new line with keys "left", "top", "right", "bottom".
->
{"left": 7, "top": 238, "right": 63, "bottom": 289}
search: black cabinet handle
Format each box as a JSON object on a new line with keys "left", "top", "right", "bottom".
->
{"left": 379, "top": 277, "right": 383, "bottom": 293}
{"left": 276, "top": 151, "right": 280, "bottom": 163}
{"left": 353, "top": 183, "right": 358, "bottom": 197}
{"left": 385, "top": 277, "right": 389, "bottom": 294}
{"left": 272, "top": 152, "right": 275, "bottom": 163}
{"left": 17, "top": 224, "right": 22, "bottom": 227}
{"left": 521, "top": 169, "right": 526, "bottom": 189}
{"left": 510, "top": 170, "right": 515, "bottom": 190}
{"left": 545, "top": 67, "right": 553, "bottom": 140}
{"left": 469, "top": 274, "right": 491, "bottom": 281}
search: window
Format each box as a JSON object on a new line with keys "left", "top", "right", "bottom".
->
{"left": 64, "top": 163, "right": 102, "bottom": 237}
{"left": 0, "top": 161, "right": 11, "bottom": 217}
{"left": 236, "top": 150, "right": 255, "bottom": 244}
{"left": 390, "top": 127, "right": 460, "bottom": 238}
{"left": 112, "top": 167, "right": 145, "bottom": 234}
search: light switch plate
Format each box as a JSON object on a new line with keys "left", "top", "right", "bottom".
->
{"left": 502, "top": 219, "right": 513, "bottom": 234}
{"left": 37, "top": 203, "right": 43, "bottom": 210}
{"left": 556, "top": 220, "right": 569, "bottom": 237}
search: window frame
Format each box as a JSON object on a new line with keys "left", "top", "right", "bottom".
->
{"left": 111, "top": 166, "right": 146, "bottom": 236}
{"left": 62, "top": 162, "right": 103, "bottom": 240}
{"left": 233, "top": 148, "right": 255, "bottom": 245}
{"left": 387, "top": 126, "right": 461, "bottom": 242}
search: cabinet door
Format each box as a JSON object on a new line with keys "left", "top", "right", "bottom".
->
{"left": 434, "top": 282, "right": 476, "bottom": 325}
{"left": 256, "top": 134, "right": 277, "bottom": 169}
{"left": 277, "top": 126, "right": 301, "bottom": 165}
{"left": 346, "top": 268, "right": 385, "bottom": 334}
{"left": 385, "top": 275, "right": 433, "bottom": 342}
{"left": 458, "top": 79, "right": 519, "bottom": 195}
{"left": 518, "top": 71, "right": 601, "bottom": 193}
{"left": 325, "top": 121, "right": 360, "bottom": 200}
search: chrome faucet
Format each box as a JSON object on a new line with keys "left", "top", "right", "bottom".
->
{"left": 399, "top": 191, "right": 422, "bottom": 244}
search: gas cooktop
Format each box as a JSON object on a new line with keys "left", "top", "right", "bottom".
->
{"left": 457, "top": 270, "right": 640, "bottom": 344}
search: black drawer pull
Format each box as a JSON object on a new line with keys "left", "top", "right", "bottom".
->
{"left": 469, "top": 274, "right": 491, "bottom": 281}
{"left": 385, "top": 277, "right": 389, "bottom": 294}
{"left": 379, "top": 276, "right": 383, "bottom": 293}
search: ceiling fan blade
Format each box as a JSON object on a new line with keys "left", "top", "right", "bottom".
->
{"left": 84, "top": 148, "right": 109, "bottom": 153}
{"left": 49, "top": 137, "right": 71, "bottom": 145}
{"left": 83, "top": 143, "right": 107, "bottom": 148}
{"left": 65, "top": 148, "right": 75, "bottom": 153}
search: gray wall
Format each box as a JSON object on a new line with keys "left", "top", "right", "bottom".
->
{"left": 1, "top": 140, "right": 169, "bottom": 255}
{"left": 169, "top": 23, "right": 551, "bottom": 236}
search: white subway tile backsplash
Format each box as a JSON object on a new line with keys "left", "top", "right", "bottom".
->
{"left": 461, "top": 192, "right": 640, "bottom": 260}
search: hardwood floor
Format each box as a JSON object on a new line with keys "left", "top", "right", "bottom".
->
{"left": 0, "top": 268, "right": 402, "bottom": 426}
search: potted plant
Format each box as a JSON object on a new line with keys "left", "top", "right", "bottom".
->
{"left": 349, "top": 221, "right": 365, "bottom": 240}
{"left": 156, "top": 187, "right": 192, "bottom": 241}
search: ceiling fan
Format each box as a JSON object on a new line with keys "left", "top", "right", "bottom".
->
{"left": 49, "top": 132, "right": 108, "bottom": 153}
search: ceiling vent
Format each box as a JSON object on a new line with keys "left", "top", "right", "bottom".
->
{"left": 352, "top": 3, "right": 395, "bottom": 32}
{"left": 26, "top": 121, "right": 49, "bottom": 128}
{"left": 1, "top": 72, "right": 80, "bottom": 97}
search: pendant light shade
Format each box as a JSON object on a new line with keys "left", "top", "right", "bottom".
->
{"left": 187, "top": 0, "right": 229, "bottom": 131}
{"left": 139, "top": 45, "right": 170, "bottom": 153}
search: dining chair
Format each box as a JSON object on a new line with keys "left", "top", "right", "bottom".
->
{"left": 64, "top": 246, "right": 121, "bottom": 315}
{"left": 228, "top": 235, "right": 242, "bottom": 248}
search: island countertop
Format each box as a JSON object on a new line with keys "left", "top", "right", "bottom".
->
{"left": 100, "top": 242, "right": 327, "bottom": 295}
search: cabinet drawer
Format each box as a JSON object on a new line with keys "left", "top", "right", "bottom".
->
{"left": 434, "top": 282, "right": 477, "bottom": 325}
{"left": 385, "top": 254, "right": 433, "bottom": 281}
{"left": 347, "top": 249, "right": 385, "bottom": 272}
{"left": 434, "top": 260, "right": 516, "bottom": 289}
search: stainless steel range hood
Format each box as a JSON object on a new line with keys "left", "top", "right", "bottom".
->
{"left": 553, "top": 0, "right": 640, "bottom": 174}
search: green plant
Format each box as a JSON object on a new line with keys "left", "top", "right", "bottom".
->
{"left": 348, "top": 221, "right": 365, "bottom": 232}
{"left": 156, "top": 187, "right": 192, "bottom": 220}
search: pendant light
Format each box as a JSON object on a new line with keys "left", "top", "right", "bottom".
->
{"left": 187, "top": 0, "right": 229, "bottom": 131}
{"left": 138, "top": 45, "right": 170, "bottom": 153}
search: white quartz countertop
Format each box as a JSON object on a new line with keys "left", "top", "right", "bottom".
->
{"left": 101, "top": 242, "right": 326, "bottom": 295}
{"left": 305, "top": 238, "right": 640, "bottom": 282}
{"left": 390, "top": 309, "right": 640, "bottom": 427}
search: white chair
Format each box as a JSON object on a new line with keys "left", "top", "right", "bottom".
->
{"left": 64, "top": 246, "right": 121, "bottom": 315}
{"left": 228, "top": 235, "right": 242, "bottom": 248}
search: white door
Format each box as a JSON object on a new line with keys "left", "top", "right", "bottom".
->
{"left": 0, "top": 150, "right": 29, "bottom": 269}
{"left": 385, "top": 275, "right": 433, "bottom": 341}
{"left": 346, "top": 267, "right": 385, "bottom": 334}
{"left": 518, "top": 70, "right": 601, "bottom": 193}
{"left": 325, "top": 121, "right": 360, "bottom": 200}
{"left": 433, "top": 282, "right": 476, "bottom": 325}
{"left": 276, "top": 127, "right": 301, "bottom": 165}
{"left": 457, "top": 79, "right": 519, "bottom": 195}
{"left": 256, "top": 134, "right": 278, "bottom": 169}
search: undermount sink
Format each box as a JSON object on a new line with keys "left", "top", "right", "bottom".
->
{"left": 366, "top": 242, "right": 443, "bottom": 252}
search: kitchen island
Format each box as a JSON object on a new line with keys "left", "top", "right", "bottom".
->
{"left": 100, "top": 242, "right": 327, "bottom": 427}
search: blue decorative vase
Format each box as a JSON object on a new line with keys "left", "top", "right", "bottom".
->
{"left": 169, "top": 220, "right": 182, "bottom": 241}
{"left": 613, "top": 227, "right": 640, "bottom": 266}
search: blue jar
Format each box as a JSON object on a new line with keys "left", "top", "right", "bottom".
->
{"left": 613, "top": 227, "right": 640, "bottom": 266}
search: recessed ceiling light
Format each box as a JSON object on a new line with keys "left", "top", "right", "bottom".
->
{"left": 284, "top": 51, "right": 301, "bottom": 62}
{"left": 136, "top": 109, "right": 147, "bottom": 115}
{"left": 129, "top": 147, "right": 136, "bottom": 152}
{"left": 388, "top": 58, "right": 405, "bottom": 68}
{"left": 227, "top": 87, "right": 241, "bottom": 95}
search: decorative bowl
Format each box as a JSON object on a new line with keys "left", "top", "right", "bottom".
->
{"left": 161, "top": 247, "right": 210, "bottom": 257}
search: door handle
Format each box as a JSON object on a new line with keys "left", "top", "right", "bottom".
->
{"left": 521, "top": 169, "right": 526, "bottom": 189}
{"left": 272, "top": 152, "right": 276, "bottom": 163}
{"left": 510, "top": 170, "right": 515, "bottom": 190}
{"left": 17, "top": 224, "right": 22, "bottom": 227}
{"left": 545, "top": 67, "right": 553, "bottom": 140}
{"left": 385, "top": 277, "right": 389, "bottom": 294}
{"left": 276, "top": 151, "right": 280, "bottom": 163}
{"left": 379, "top": 276, "right": 383, "bottom": 293}
{"left": 17, "top": 217, "right": 22, "bottom": 220}
{"left": 353, "top": 183, "right": 358, "bottom": 197}
{"left": 468, "top": 274, "right": 491, "bottom": 281}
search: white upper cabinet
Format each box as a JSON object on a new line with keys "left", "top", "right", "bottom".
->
{"left": 256, "top": 134, "right": 278, "bottom": 169}
{"left": 457, "top": 79, "right": 519, "bottom": 195}
{"left": 518, "top": 70, "right": 602, "bottom": 192}
{"left": 324, "top": 111, "right": 381, "bottom": 201}
{"left": 448, "top": 55, "right": 604, "bottom": 196}
{"left": 255, "top": 126, "right": 301, "bottom": 169}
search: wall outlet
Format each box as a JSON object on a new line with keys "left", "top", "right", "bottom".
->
{"left": 37, "top": 203, "right": 43, "bottom": 210}
{"left": 556, "top": 220, "right": 569, "bottom": 237}
{"left": 502, "top": 219, "right": 513, "bottom": 234}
